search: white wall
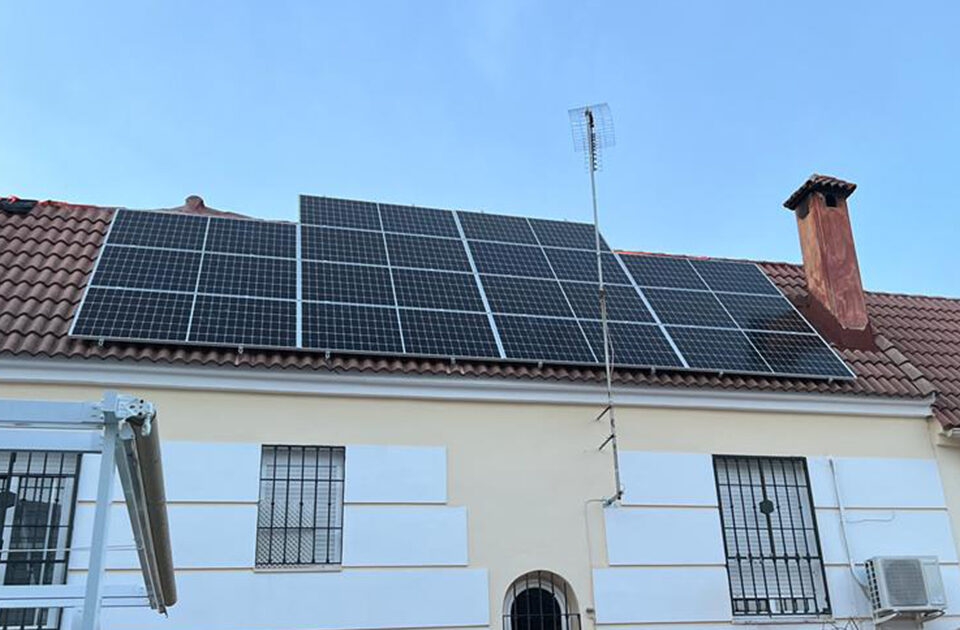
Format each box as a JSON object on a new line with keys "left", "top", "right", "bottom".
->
{"left": 593, "top": 566, "right": 732, "bottom": 623}
{"left": 91, "top": 568, "right": 490, "bottom": 630}
{"left": 807, "top": 456, "right": 947, "bottom": 509}
{"left": 77, "top": 441, "right": 262, "bottom": 502}
{"left": 597, "top": 451, "right": 960, "bottom": 626}
{"left": 70, "top": 441, "right": 481, "bottom": 630}
{"left": 342, "top": 505, "right": 468, "bottom": 566}
{"left": 817, "top": 509, "right": 959, "bottom": 564}
{"left": 344, "top": 445, "right": 447, "bottom": 504}
{"left": 69, "top": 444, "right": 960, "bottom": 629}
{"left": 604, "top": 506, "right": 724, "bottom": 566}
{"left": 619, "top": 451, "right": 717, "bottom": 506}
{"left": 70, "top": 503, "right": 257, "bottom": 569}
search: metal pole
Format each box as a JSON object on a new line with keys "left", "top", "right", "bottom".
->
{"left": 81, "top": 393, "right": 119, "bottom": 630}
{"left": 585, "top": 108, "right": 623, "bottom": 504}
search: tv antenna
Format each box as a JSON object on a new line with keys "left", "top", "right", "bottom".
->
{"left": 569, "top": 103, "right": 622, "bottom": 506}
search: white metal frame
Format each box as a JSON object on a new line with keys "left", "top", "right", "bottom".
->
{"left": 0, "top": 391, "right": 168, "bottom": 630}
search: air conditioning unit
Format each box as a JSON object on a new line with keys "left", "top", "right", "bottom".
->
{"left": 865, "top": 556, "right": 947, "bottom": 621}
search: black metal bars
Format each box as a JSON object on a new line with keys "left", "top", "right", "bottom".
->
{"left": 255, "top": 445, "right": 345, "bottom": 567}
{"left": 713, "top": 455, "right": 831, "bottom": 617}
{"left": 0, "top": 450, "right": 82, "bottom": 630}
{"left": 503, "top": 571, "right": 581, "bottom": 630}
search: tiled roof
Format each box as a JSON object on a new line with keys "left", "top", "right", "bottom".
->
{"left": 2, "top": 201, "right": 956, "bottom": 428}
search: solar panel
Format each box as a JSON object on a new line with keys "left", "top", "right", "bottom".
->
{"left": 622, "top": 254, "right": 854, "bottom": 378}
{"left": 198, "top": 254, "right": 297, "bottom": 300}
{"left": 468, "top": 241, "right": 554, "bottom": 278}
{"left": 190, "top": 296, "right": 297, "bottom": 347}
{"left": 746, "top": 331, "right": 851, "bottom": 377}
{"left": 301, "top": 226, "right": 387, "bottom": 265}
{"left": 300, "top": 196, "right": 381, "bottom": 230}
{"left": 561, "top": 283, "right": 653, "bottom": 322}
{"left": 302, "top": 302, "right": 402, "bottom": 353}
{"left": 667, "top": 326, "right": 770, "bottom": 373}
{"left": 457, "top": 211, "right": 538, "bottom": 244}
{"left": 620, "top": 255, "right": 707, "bottom": 290}
{"left": 581, "top": 321, "right": 683, "bottom": 368}
{"left": 717, "top": 293, "right": 812, "bottom": 333}
{"left": 108, "top": 211, "right": 206, "bottom": 250}
{"left": 399, "top": 309, "right": 500, "bottom": 358}
{"left": 392, "top": 269, "right": 485, "bottom": 311}
{"left": 71, "top": 288, "right": 192, "bottom": 341}
{"left": 528, "top": 218, "right": 610, "bottom": 251}
{"left": 385, "top": 233, "right": 472, "bottom": 272}
{"left": 495, "top": 315, "right": 596, "bottom": 363}
{"left": 72, "top": 203, "right": 853, "bottom": 381}
{"left": 544, "top": 249, "right": 629, "bottom": 284}
{"left": 690, "top": 259, "right": 780, "bottom": 295}
{"left": 380, "top": 204, "right": 460, "bottom": 238}
{"left": 481, "top": 276, "right": 574, "bottom": 317}
{"left": 642, "top": 288, "right": 734, "bottom": 328}
{"left": 94, "top": 246, "right": 201, "bottom": 293}
{"left": 206, "top": 218, "right": 297, "bottom": 258}
{"left": 302, "top": 262, "right": 395, "bottom": 305}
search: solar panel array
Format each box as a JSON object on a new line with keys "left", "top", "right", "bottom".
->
{"left": 70, "top": 197, "right": 854, "bottom": 380}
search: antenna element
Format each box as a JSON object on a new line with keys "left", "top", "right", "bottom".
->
{"left": 569, "top": 103, "right": 623, "bottom": 506}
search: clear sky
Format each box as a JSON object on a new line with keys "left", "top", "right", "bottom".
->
{"left": 2, "top": 1, "right": 957, "bottom": 296}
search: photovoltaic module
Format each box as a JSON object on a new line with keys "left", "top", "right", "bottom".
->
{"left": 69, "top": 196, "right": 854, "bottom": 379}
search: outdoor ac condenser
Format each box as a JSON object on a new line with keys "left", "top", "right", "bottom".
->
{"left": 865, "top": 556, "right": 947, "bottom": 621}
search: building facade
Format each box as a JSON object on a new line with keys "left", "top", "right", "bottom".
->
{"left": 1, "top": 176, "right": 959, "bottom": 630}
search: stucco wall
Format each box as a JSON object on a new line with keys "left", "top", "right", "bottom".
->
{"left": 2, "top": 381, "right": 958, "bottom": 630}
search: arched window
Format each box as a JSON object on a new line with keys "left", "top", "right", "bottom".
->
{"left": 503, "top": 571, "right": 580, "bottom": 630}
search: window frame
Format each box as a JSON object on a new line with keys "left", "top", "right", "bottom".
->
{"left": 254, "top": 444, "right": 345, "bottom": 570}
{"left": 712, "top": 454, "right": 832, "bottom": 618}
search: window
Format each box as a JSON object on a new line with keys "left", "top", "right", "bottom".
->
{"left": 503, "top": 571, "right": 580, "bottom": 630}
{"left": 0, "top": 451, "right": 82, "bottom": 630}
{"left": 255, "top": 445, "right": 344, "bottom": 567}
{"left": 713, "top": 455, "right": 830, "bottom": 617}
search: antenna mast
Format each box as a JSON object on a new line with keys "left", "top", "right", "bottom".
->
{"left": 569, "top": 103, "right": 622, "bottom": 506}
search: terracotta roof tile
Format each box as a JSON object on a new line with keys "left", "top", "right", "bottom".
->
{"left": 783, "top": 174, "right": 858, "bottom": 210}
{"left": 2, "top": 199, "right": 957, "bottom": 427}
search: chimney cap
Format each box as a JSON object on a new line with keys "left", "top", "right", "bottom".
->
{"left": 184, "top": 195, "right": 205, "bottom": 211}
{"left": 783, "top": 173, "right": 857, "bottom": 211}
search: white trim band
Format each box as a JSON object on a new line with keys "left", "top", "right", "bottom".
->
{"left": 0, "top": 357, "right": 934, "bottom": 418}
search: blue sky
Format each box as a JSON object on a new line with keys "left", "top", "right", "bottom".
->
{"left": 2, "top": 1, "right": 957, "bottom": 296}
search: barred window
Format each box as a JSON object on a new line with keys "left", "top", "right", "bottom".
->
{"left": 256, "top": 445, "right": 345, "bottom": 567}
{"left": 713, "top": 455, "right": 830, "bottom": 617}
{"left": 503, "top": 571, "right": 581, "bottom": 630}
{"left": 0, "top": 451, "right": 82, "bottom": 630}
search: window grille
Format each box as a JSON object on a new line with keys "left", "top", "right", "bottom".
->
{"left": 713, "top": 455, "right": 830, "bottom": 617}
{"left": 0, "top": 451, "right": 82, "bottom": 630}
{"left": 256, "top": 445, "right": 344, "bottom": 567}
{"left": 503, "top": 571, "right": 581, "bottom": 630}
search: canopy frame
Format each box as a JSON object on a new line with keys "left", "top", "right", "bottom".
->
{"left": 0, "top": 391, "right": 175, "bottom": 630}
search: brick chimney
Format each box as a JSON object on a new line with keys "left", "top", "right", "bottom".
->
{"left": 783, "top": 174, "right": 874, "bottom": 349}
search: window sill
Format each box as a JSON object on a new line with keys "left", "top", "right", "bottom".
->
{"left": 253, "top": 564, "right": 342, "bottom": 574}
